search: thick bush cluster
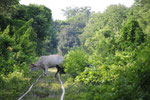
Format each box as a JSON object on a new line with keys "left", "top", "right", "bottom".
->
{"left": 64, "top": 19, "right": 150, "bottom": 100}
{"left": 63, "top": 49, "right": 88, "bottom": 78}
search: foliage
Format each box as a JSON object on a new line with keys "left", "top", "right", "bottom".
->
{"left": 0, "top": 1, "right": 58, "bottom": 100}
{"left": 79, "top": 12, "right": 106, "bottom": 45}
{"left": 58, "top": 24, "right": 80, "bottom": 54}
{"left": 85, "top": 27, "right": 115, "bottom": 54}
{"left": 63, "top": 2, "right": 150, "bottom": 100}
{"left": 12, "top": 4, "right": 57, "bottom": 55}
{"left": 120, "top": 20, "right": 145, "bottom": 45}
{"left": 0, "top": 26, "right": 15, "bottom": 75}
{"left": 0, "top": 70, "right": 30, "bottom": 100}
{"left": 0, "top": 0, "right": 150, "bottom": 99}
{"left": 80, "top": 4, "right": 128, "bottom": 46}
{"left": 0, "top": 0, "right": 19, "bottom": 15}
{"left": 65, "top": 42, "right": 150, "bottom": 100}
{"left": 63, "top": 49, "right": 88, "bottom": 78}
{"left": 0, "top": 4, "right": 43, "bottom": 98}
{"left": 62, "top": 6, "right": 91, "bottom": 19}
{"left": 0, "top": 67, "right": 43, "bottom": 100}
{"left": 57, "top": 6, "right": 91, "bottom": 55}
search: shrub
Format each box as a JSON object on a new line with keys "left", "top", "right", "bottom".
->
{"left": 63, "top": 48, "right": 88, "bottom": 78}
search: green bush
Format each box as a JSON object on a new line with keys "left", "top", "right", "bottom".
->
{"left": 0, "top": 70, "right": 31, "bottom": 100}
{"left": 67, "top": 40, "right": 150, "bottom": 100}
{"left": 63, "top": 48, "right": 88, "bottom": 78}
{"left": 74, "top": 64, "right": 141, "bottom": 100}
{"left": 0, "top": 26, "right": 16, "bottom": 75}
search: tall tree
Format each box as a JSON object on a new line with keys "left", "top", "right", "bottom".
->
{"left": 57, "top": 7, "right": 91, "bottom": 54}
{"left": 80, "top": 4, "right": 128, "bottom": 50}
{"left": 104, "top": 4, "right": 128, "bottom": 33}
{"left": 119, "top": 20, "right": 145, "bottom": 51}
{"left": 62, "top": 6, "right": 91, "bottom": 19}
{"left": 12, "top": 4, "right": 57, "bottom": 55}
{"left": 79, "top": 12, "right": 106, "bottom": 45}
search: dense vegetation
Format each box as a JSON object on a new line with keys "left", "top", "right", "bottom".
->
{"left": 59, "top": 0, "right": 150, "bottom": 99}
{"left": 0, "top": 0, "right": 150, "bottom": 100}
{"left": 0, "top": 1, "right": 57, "bottom": 99}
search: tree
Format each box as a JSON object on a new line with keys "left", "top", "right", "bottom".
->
{"left": 120, "top": 20, "right": 145, "bottom": 50}
{"left": 0, "top": 0, "right": 19, "bottom": 15}
{"left": 12, "top": 4, "right": 57, "bottom": 55}
{"left": 57, "top": 7, "right": 91, "bottom": 54}
{"left": 0, "top": 25, "right": 15, "bottom": 75}
{"left": 104, "top": 4, "right": 128, "bottom": 33}
{"left": 135, "top": 0, "right": 150, "bottom": 6}
{"left": 58, "top": 25, "right": 80, "bottom": 54}
{"left": 79, "top": 12, "right": 106, "bottom": 45}
{"left": 85, "top": 27, "right": 115, "bottom": 56}
{"left": 135, "top": 0, "right": 150, "bottom": 34}
{"left": 80, "top": 4, "right": 128, "bottom": 47}
{"left": 62, "top": 6, "right": 91, "bottom": 19}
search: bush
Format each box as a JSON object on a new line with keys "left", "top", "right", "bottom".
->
{"left": 0, "top": 70, "right": 31, "bottom": 100}
{"left": 63, "top": 48, "right": 88, "bottom": 78}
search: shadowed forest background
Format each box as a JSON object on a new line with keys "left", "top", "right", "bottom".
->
{"left": 0, "top": 0, "right": 150, "bottom": 100}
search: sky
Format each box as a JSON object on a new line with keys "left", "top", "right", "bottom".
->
{"left": 20, "top": 0, "right": 135, "bottom": 20}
